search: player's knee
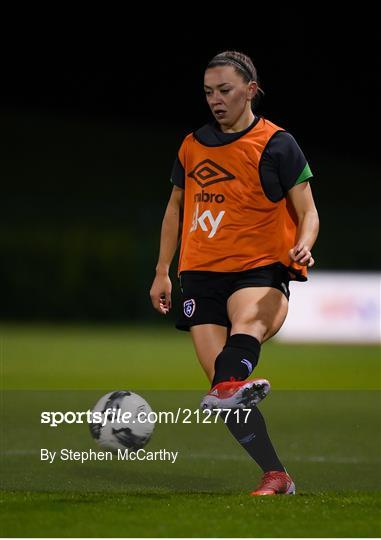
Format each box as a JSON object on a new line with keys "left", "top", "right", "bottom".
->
{"left": 230, "top": 320, "right": 267, "bottom": 343}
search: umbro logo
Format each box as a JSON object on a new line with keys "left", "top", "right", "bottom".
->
{"left": 241, "top": 358, "right": 253, "bottom": 374}
{"left": 188, "top": 159, "right": 235, "bottom": 188}
{"left": 210, "top": 389, "right": 219, "bottom": 396}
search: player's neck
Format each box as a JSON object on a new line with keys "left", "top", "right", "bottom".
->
{"left": 219, "top": 111, "right": 255, "bottom": 134}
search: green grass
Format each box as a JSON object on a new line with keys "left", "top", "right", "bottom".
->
{"left": 1, "top": 323, "right": 379, "bottom": 390}
{"left": 1, "top": 491, "right": 380, "bottom": 537}
{"left": 0, "top": 324, "right": 380, "bottom": 537}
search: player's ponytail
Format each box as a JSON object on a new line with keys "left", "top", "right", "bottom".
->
{"left": 206, "top": 50, "right": 264, "bottom": 110}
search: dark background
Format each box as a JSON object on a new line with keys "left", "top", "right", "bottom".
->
{"left": 0, "top": 16, "right": 379, "bottom": 321}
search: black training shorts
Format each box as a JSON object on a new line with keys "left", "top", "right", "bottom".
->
{"left": 175, "top": 262, "right": 290, "bottom": 332}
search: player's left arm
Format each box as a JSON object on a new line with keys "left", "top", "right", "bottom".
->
{"left": 287, "top": 181, "right": 319, "bottom": 267}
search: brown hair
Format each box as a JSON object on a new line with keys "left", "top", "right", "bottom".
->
{"left": 206, "top": 50, "right": 264, "bottom": 109}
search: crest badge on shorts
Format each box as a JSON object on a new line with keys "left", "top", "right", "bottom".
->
{"left": 184, "top": 299, "right": 196, "bottom": 318}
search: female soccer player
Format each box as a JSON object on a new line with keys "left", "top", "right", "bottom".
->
{"left": 150, "top": 51, "right": 319, "bottom": 496}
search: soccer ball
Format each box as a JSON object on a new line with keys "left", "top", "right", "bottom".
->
{"left": 89, "top": 390, "right": 155, "bottom": 452}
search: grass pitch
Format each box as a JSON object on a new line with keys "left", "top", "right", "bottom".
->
{"left": 0, "top": 324, "right": 380, "bottom": 537}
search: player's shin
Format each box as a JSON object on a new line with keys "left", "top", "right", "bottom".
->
{"left": 222, "top": 406, "right": 285, "bottom": 473}
{"left": 212, "top": 333, "right": 260, "bottom": 386}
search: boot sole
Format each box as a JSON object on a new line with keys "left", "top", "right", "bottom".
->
{"left": 201, "top": 379, "right": 270, "bottom": 413}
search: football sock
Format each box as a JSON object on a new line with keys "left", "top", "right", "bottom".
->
{"left": 212, "top": 333, "right": 260, "bottom": 387}
{"left": 223, "top": 406, "right": 285, "bottom": 473}
{"left": 211, "top": 332, "right": 285, "bottom": 472}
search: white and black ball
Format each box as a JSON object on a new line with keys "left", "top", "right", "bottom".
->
{"left": 90, "top": 390, "right": 155, "bottom": 452}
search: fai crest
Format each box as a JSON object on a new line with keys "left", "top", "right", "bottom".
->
{"left": 183, "top": 299, "right": 196, "bottom": 318}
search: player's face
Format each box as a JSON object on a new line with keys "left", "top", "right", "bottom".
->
{"left": 204, "top": 66, "right": 256, "bottom": 128}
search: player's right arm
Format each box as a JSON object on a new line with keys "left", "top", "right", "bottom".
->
{"left": 150, "top": 185, "right": 184, "bottom": 315}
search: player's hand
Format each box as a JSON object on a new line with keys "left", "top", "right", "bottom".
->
{"left": 150, "top": 273, "right": 172, "bottom": 315}
{"left": 289, "top": 243, "right": 315, "bottom": 267}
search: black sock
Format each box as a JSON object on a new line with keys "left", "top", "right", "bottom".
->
{"left": 212, "top": 333, "right": 260, "bottom": 387}
{"left": 223, "top": 406, "right": 285, "bottom": 473}
{"left": 212, "top": 332, "right": 285, "bottom": 472}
